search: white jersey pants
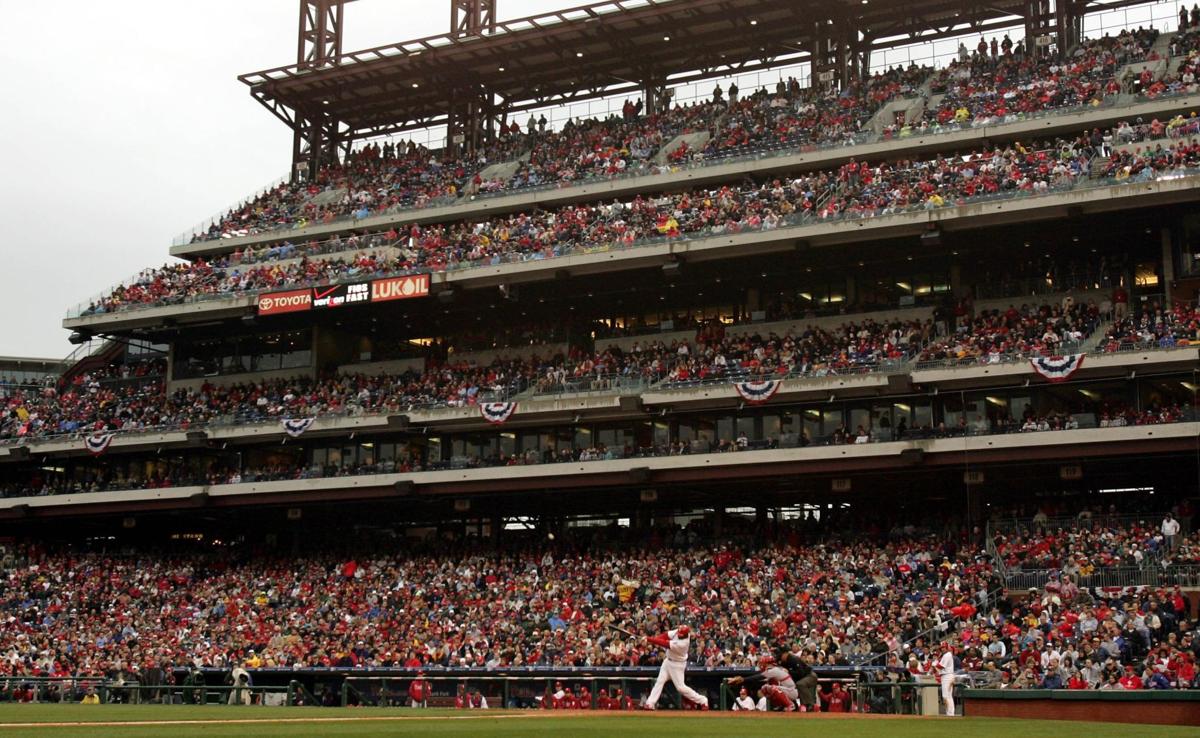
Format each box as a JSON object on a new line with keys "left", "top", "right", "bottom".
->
{"left": 941, "top": 675, "right": 956, "bottom": 716}
{"left": 645, "top": 660, "right": 708, "bottom": 708}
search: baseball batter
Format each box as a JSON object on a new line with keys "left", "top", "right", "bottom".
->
{"left": 644, "top": 626, "right": 709, "bottom": 710}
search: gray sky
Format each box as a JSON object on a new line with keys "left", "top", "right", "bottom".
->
{"left": 0, "top": 0, "right": 571, "bottom": 359}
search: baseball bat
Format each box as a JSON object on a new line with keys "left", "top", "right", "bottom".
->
{"left": 605, "top": 623, "right": 635, "bottom": 638}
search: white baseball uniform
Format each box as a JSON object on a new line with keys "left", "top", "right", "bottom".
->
{"left": 645, "top": 629, "right": 708, "bottom": 709}
{"left": 939, "top": 650, "right": 957, "bottom": 716}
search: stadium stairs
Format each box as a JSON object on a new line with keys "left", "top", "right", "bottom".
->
{"left": 864, "top": 70, "right": 937, "bottom": 136}
{"left": 464, "top": 154, "right": 529, "bottom": 196}
{"left": 652, "top": 131, "right": 712, "bottom": 165}
{"left": 58, "top": 338, "right": 123, "bottom": 385}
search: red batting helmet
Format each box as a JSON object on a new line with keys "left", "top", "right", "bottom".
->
{"left": 676, "top": 625, "right": 690, "bottom": 638}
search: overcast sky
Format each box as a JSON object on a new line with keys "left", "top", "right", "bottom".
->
{"left": 0, "top": 0, "right": 572, "bottom": 359}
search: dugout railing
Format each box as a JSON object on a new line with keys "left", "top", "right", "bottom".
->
{"left": 105, "top": 683, "right": 300, "bottom": 706}
{"left": 0, "top": 677, "right": 305, "bottom": 707}
{"left": 339, "top": 667, "right": 921, "bottom": 713}
{"left": 3, "top": 670, "right": 934, "bottom": 713}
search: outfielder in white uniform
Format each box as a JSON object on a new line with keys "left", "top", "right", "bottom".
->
{"left": 644, "top": 626, "right": 709, "bottom": 709}
{"left": 938, "top": 643, "right": 959, "bottom": 716}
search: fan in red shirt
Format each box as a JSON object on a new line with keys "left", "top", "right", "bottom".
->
{"left": 1119, "top": 666, "right": 1144, "bottom": 690}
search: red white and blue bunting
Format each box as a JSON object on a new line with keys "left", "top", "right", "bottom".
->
{"left": 1029, "top": 354, "right": 1085, "bottom": 383}
{"left": 281, "top": 417, "right": 316, "bottom": 438}
{"left": 480, "top": 402, "right": 518, "bottom": 425}
{"left": 84, "top": 432, "right": 115, "bottom": 456}
{"left": 733, "top": 379, "right": 782, "bottom": 404}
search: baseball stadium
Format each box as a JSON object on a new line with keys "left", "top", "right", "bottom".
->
{"left": 3, "top": 0, "right": 1200, "bottom": 735}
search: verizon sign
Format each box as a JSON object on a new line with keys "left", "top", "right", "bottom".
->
{"left": 371, "top": 275, "right": 430, "bottom": 302}
{"left": 256, "top": 289, "right": 312, "bottom": 316}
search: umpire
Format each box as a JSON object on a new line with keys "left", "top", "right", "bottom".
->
{"left": 776, "top": 647, "right": 818, "bottom": 710}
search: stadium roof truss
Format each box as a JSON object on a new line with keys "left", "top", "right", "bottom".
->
{"left": 241, "top": 0, "right": 1161, "bottom": 177}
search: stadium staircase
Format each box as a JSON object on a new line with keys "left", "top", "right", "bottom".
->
{"left": 652, "top": 131, "right": 712, "bottom": 165}
{"left": 864, "top": 69, "right": 937, "bottom": 135}
{"left": 58, "top": 337, "right": 123, "bottom": 385}
{"left": 463, "top": 153, "right": 530, "bottom": 195}
{"left": 1153, "top": 30, "right": 1178, "bottom": 64}
{"left": 1115, "top": 31, "right": 1175, "bottom": 92}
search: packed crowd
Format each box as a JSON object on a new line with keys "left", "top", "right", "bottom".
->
{"left": 547, "top": 318, "right": 934, "bottom": 391}
{"left": 191, "top": 140, "right": 503, "bottom": 242}
{"left": 4, "top": 511, "right": 1198, "bottom": 690}
{"left": 188, "top": 24, "right": 1187, "bottom": 245}
{"left": 851, "top": 505, "right": 1200, "bottom": 691}
{"left": 0, "top": 519, "right": 999, "bottom": 677}
{"left": 695, "top": 65, "right": 931, "bottom": 160}
{"left": 499, "top": 98, "right": 717, "bottom": 191}
{"left": 917, "top": 300, "right": 1100, "bottom": 363}
{"left": 0, "top": 361, "right": 533, "bottom": 442}
{"left": 2, "top": 319, "right": 931, "bottom": 443}
{"left": 923, "top": 29, "right": 1159, "bottom": 130}
{"left": 993, "top": 511, "right": 1199, "bottom": 575}
{"left": 1149, "top": 25, "right": 1200, "bottom": 98}
{"left": 1098, "top": 302, "right": 1200, "bottom": 351}
{"left": 85, "top": 118, "right": 1200, "bottom": 317}
{"left": 898, "top": 581, "right": 1200, "bottom": 690}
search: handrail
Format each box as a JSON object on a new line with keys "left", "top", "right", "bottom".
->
{"left": 1003, "top": 564, "right": 1200, "bottom": 590}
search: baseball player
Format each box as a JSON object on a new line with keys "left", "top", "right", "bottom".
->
{"left": 727, "top": 655, "right": 798, "bottom": 711}
{"left": 732, "top": 686, "right": 757, "bottom": 711}
{"left": 407, "top": 671, "right": 430, "bottom": 708}
{"left": 468, "top": 689, "right": 488, "bottom": 709}
{"left": 938, "top": 642, "right": 960, "bottom": 717}
{"left": 644, "top": 625, "right": 709, "bottom": 710}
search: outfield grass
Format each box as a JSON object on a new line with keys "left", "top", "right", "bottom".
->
{"left": 0, "top": 705, "right": 1195, "bottom": 738}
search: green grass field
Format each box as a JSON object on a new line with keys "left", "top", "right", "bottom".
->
{"left": 0, "top": 705, "right": 1196, "bottom": 738}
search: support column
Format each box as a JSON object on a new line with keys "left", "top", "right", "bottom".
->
{"left": 642, "top": 78, "right": 669, "bottom": 116}
{"left": 811, "top": 15, "right": 855, "bottom": 89}
{"left": 1024, "top": 0, "right": 1056, "bottom": 59}
{"left": 1163, "top": 226, "right": 1176, "bottom": 304}
{"left": 451, "top": 0, "right": 496, "bottom": 38}
{"left": 1055, "top": 0, "right": 1083, "bottom": 55}
{"left": 447, "top": 2, "right": 497, "bottom": 155}
{"left": 291, "top": 0, "right": 347, "bottom": 180}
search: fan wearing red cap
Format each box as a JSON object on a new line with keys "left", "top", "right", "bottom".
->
{"left": 643, "top": 625, "right": 708, "bottom": 710}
